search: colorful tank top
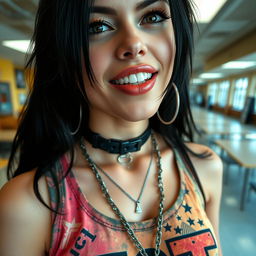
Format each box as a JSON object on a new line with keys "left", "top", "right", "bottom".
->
{"left": 46, "top": 149, "right": 219, "bottom": 256}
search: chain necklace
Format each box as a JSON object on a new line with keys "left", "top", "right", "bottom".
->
{"left": 94, "top": 150, "right": 154, "bottom": 214}
{"left": 80, "top": 132, "right": 165, "bottom": 256}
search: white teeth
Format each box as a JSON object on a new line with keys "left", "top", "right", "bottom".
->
{"left": 113, "top": 72, "right": 153, "bottom": 85}
{"left": 129, "top": 74, "right": 137, "bottom": 84}
{"left": 124, "top": 76, "right": 129, "bottom": 84}
{"left": 137, "top": 72, "right": 145, "bottom": 83}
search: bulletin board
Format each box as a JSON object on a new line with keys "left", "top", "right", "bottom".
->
{"left": 0, "top": 82, "right": 13, "bottom": 115}
{"left": 15, "top": 69, "right": 26, "bottom": 89}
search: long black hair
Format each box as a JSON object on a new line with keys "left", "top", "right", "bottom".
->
{"left": 7, "top": 0, "right": 207, "bottom": 211}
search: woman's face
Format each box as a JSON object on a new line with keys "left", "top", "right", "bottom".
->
{"left": 83, "top": 0, "right": 176, "bottom": 124}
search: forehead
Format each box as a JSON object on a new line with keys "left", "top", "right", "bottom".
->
{"left": 90, "top": 0, "right": 170, "bottom": 17}
{"left": 92, "top": 0, "right": 169, "bottom": 8}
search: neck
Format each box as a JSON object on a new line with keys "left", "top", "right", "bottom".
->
{"left": 88, "top": 114, "right": 149, "bottom": 140}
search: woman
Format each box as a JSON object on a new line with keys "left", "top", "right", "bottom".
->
{"left": 0, "top": 0, "right": 223, "bottom": 255}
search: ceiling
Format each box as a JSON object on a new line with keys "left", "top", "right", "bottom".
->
{"left": 0, "top": 0, "right": 256, "bottom": 79}
{"left": 193, "top": 0, "right": 256, "bottom": 80}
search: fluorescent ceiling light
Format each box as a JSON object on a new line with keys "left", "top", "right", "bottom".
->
{"left": 222, "top": 61, "right": 256, "bottom": 69}
{"left": 192, "top": 78, "right": 205, "bottom": 84}
{"left": 193, "top": 0, "right": 227, "bottom": 23}
{"left": 245, "top": 133, "right": 256, "bottom": 139}
{"left": 199, "top": 73, "right": 223, "bottom": 79}
{"left": 2, "top": 40, "right": 32, "bottom": 53}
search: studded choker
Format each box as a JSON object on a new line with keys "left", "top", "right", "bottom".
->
{"left": 84, "top": 126, "right": 151, "bottom": 166}
{"left": 85, "top": 125, "right": 151, "bottom": 154}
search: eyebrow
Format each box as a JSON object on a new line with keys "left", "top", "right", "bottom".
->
{"left": 91, "top": 0, "right": 169, "bottom": 15}
{"left": 91, "top": 6, "right": 117, "bottom": 15}
{"left": 136, "top": 0, "right": 169, "bottom": 11}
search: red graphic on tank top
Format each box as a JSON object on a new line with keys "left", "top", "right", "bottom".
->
{"left": 165, "top": 229, "right": 217, "bottom": 256}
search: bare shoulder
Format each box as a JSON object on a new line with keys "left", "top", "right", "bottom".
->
{"left": 185, "top": 143, "right": 223, "bottom": 254}
{"left": 185, "top": 142, "right": 223, "bottom": 174}
{"left": 0, "top": 170, "right": 51, "bottom": 255}
{"left": 185, "top": 142, "right": 223, "bottom": 201}
{"left": 0, "top": 170, "right": 50, "bottom": 215}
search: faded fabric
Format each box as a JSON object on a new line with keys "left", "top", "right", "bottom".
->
{"left": 46, "top": 149, "right": 219, "bottom": 256}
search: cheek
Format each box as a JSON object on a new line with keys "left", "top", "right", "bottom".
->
{"left": 150, "top": 25, "right": 176, "bottom": 75}
{"left": 158, "top": 33, "right": 176, "bottom": 68}
{"left": 89, "top": 43, "right": 114, "bottom": 82}
{"left": 162, "top": 32, "right": 176, "bottom": 82}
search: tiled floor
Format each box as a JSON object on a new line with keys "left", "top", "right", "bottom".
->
{"left": 199, "top": 132, "right": 256, "bottom": 256}
{"left": 219, "top": 164, "right": 256, "bottom": 256}
{"left": 1, "top": 141, "right": 256, "bottom": 255}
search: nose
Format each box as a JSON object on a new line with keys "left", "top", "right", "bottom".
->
{"left": 116, "top": 32, "right": 148, "bottom": 60}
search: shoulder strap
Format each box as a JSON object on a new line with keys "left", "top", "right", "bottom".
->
{"left": 45, "top": 156, "right": 68, "bottom": 214}
{"left": 164, "top": 136, "right": 206, "bottom": 208}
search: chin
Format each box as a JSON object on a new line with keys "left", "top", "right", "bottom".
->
{"left": 119, "top": 107, "right": 157, "bottom": 123}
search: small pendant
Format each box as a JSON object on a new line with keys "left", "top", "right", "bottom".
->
{"left": 117, "top": 152, "right": 133, "bottom": 167}
{"left": 135, "top": 201, "right": 142, "bottom": 214}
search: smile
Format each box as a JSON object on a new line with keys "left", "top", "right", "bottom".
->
{"left": 109, "top": 65, "right": 158, "bottom": 96}
{"left": 111, "top": 72, "right": 153, "bottom": 85}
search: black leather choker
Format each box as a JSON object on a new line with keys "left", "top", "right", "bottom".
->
{"left": 85, "top": 126, "right": 151, "bottom": 155}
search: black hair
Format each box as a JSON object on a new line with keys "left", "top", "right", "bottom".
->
{"left": 7, "top": 0, "right": 207, "bottom": 211}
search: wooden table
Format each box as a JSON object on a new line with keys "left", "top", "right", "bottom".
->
{"left": 192, "top": 107, "right": 225, "bottom": 121}
{"left": 0, "top": 129, "right": 16, "bottom": 142}
{"left": 191, "top": 107, "right": 256, "bottom": 138}
{"left": 197, "top": 122, "right": 256, "bottom": 136}
{"left": 194, "top": 114, "right": 240, "bottom": 125}
{"left": 215, "top": 139, "right": 256, "bottom": 210}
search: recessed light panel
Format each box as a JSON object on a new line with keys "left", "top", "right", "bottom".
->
{"left": 199, "top": 73, "right": 223, "bottom": 79}
{"left": 2, "top": 40, "right": 32, "bottom": 53}
{"left": 193, "top": 0, "right": 228, "bottom": 23}
{"left": 222, "top": 61, "right": 256, "bottom": 69}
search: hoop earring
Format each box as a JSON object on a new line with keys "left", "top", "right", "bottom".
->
{"left": 70, "top": 105, "right": 82, "bottom": 135}
{"left": 157, "top": 83, "right": 180, "bottom": 125}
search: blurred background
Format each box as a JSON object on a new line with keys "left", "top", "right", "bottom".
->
{"left": 0, "top": 0, "right": 255, "bottom": 255}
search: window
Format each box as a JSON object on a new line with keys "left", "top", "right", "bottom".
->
{"left": 207, "top": 83, "right": 218, "bottom": 106}
{"left": 232, "top": 78, "right": 248, "bottom": 111}
{"left": 217, "top": 80, "right": 230, "bottom": 107}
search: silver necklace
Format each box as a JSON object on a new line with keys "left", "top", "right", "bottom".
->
{"left": 80, "top": 132, "right": 165, "bottom": 256}
{"left": 93, "top": 149, "right": 153, "bottom": 214}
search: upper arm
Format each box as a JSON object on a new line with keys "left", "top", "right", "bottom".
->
{"left": 0, "top": 171, "right": 51, "bottom": 256}
{"left": 186, "top": 143, "right": 223, "bottom": 254}
{"left": 204, "top": 150, "right": 223, "bottom": 255}
{"left": 202, "top": 151, "right": 223, "bottom": 234}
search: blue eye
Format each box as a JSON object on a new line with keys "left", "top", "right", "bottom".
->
{"left": 141, "top": 10, "right": 170, "bottom": 25}
{"left": 89, "top": 21, "right": 112, "bottom": 35}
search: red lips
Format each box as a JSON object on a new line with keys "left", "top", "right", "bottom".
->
{"left": 109, "top": 64, "right": 158, "bottom": 96}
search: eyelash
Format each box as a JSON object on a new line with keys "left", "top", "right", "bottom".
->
{"left": 142, "top": 9, "right": 171, "bottom": 24}
{"left": 88, "top": 19, "right": 112, "bottom": 35}
{"left": 89, "top": 8, "right": 171, "bottom": 35}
